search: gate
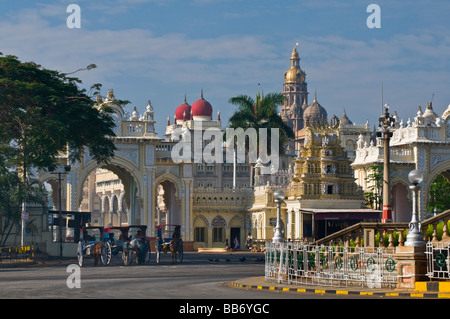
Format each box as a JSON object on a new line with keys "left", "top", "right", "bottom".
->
{"left": 426, "top": 241, "right": 450, "bottom": 279}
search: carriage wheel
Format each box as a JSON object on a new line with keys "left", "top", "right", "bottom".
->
{"left": 101, "top": 242, "right": 112, "bottom": 266}
{"left": 178, "top": 239, "right": 184, "bottom": 263}
{"left": 77, "top": 241, "right": 83, "bottom": 267}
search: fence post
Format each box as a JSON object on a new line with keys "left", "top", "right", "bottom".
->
{"left": 394, "top": 245, "right": 427, "bottom": 289}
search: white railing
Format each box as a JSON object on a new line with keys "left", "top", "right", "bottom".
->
{"left": 265, "top": 242, "right": 398, "bottom": 288}
{"left": 426, "top": 241, "right": 450, "bottom": 280}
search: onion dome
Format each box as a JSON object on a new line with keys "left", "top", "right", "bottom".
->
{"left": 284, "top": 46, "right": 306, "bottom": 83}
{"left": 130, "top": 106, "right": 140, "bottom": 121}
{"left": 191, "top": 90, "right": 213, "bottom": 120}
{"left": 174, "top": 94, "right": 191, "bottom": 123}
{"left": 340, "top": 109, "right": 352, "bottom": 125}
{"left": 303, "top": 92, "right": 327, "bottom": 126}
{"left": 423, "top": 101, "right": 438, "bottom": 119}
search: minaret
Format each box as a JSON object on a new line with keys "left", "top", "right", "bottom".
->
{"left": 280, "top": 45, "right": 308, "bottom": 142}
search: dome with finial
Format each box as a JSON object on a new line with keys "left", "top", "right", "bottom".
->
{"left": 340, "top": 109, "right": 352, "bottom": 125}
{"left": 423, "top": 101, "right": 438, "bottom": 119}
{"left": 303, "top": 92, "right": 327, "bottom": 126}
{"left": 130, "top": 106, "right": 140, "bottom": 121}
{"left": 284, "top": 46, "right": 306, "bottom": 83}
{"left": 175, "top": 94, "right": 191, "bottom": 122}
{"left": 191, "top": 89, "right": 213, "bottom": 120}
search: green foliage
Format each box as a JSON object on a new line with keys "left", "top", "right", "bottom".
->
{"left": 0, "top": 54, "right": 118, "bottom": 170}
{"left": 228, "top": 92, "right": 294, "bottom": 156}
{"left": 426, "top": 221, "right": 450, "bottom": 241}
{"left": 427, "top": 175, "right": 450, "bottom": 214}
{"left": 0, "top": 54, "right": 123, "bottom": 244}
{"left": 363, "top": 164, "right": 383, "bottom": 209}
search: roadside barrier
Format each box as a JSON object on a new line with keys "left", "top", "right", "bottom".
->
{"left": 0, "top": 245, "right": 34, "bottom": 265}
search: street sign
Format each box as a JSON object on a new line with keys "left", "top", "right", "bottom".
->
{"left": 21, "top": 211, "right": 29, "bottom": 220}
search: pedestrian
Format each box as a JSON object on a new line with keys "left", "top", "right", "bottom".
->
{"left": 233, "top": 235, "right": 240, "bottom": 251}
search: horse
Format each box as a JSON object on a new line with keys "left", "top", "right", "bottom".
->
{"left": 123, "top": 238, "right": 150, "bottom": 265}
{"left": 91, "top": 242, "right": 104, "bottom": 266}
{"left": 135, "top": 239, "right": 150, "bottom": 264}
{"left": 169, "top": 237, "right": 180, "bottom": 264}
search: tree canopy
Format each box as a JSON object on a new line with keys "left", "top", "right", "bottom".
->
{"left": 228, "top": 91, "right": 294, "bottom": 156}
{"left": 0, "top": 54, "right": 123, "bottom": 245}
{"left": 0, "top": 54, "right": 118, "bottom": 170}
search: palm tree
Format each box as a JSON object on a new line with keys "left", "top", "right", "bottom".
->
{"left": 228, "top": 91, "right": 294, "bottom": 155}
{"left": 228, "top": 91, "right": 294, "bottom": 185}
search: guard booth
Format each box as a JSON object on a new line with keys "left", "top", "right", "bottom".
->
{"left": 47, "top": 211, "right": 91, "bottom": 256}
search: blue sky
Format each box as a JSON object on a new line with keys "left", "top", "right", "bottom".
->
{"left": 1, "top": 0, "right": 450, "bottom": 136}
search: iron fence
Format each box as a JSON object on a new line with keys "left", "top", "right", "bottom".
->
{"left": 265, "top": 242, "right": 398, "bottom": 288}
{"left": 426, "top": 241, "right": 450, "bottom": 279}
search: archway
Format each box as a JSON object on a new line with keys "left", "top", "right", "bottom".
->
{"left": 156, "top": 180, "right": 180, "bottom": 226}
{"left": 427, "top": 168, "right": 450, "bottom": 215}
{"left": 73, "top": 157, "right": 143, "bottom": 227}
{"left": 427, "top": 161, "right": 450, "bottom": 217}
{"left": 391, "top": 182, "right": 410, "bottom": 222}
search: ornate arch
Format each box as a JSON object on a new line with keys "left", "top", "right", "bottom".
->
{"left": 154, "top": 172, "right": 181, "bottom": 198}
{"left": 193, "top": 214, "right": 210, "bottom": 227}
{"left": 76, "top": 154, "right": 143, "bottom": 210}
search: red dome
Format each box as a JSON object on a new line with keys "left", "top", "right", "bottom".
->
{"left": 175, "top": 100, "right": 191, "bottom": 121}
{"left": 192, "top": 92, "right": 212, "bottom": 118}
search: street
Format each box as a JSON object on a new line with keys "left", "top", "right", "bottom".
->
{"left": 0, "top": 251, "right": 341, "bottom": 300}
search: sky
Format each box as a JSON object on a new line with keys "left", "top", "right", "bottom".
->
{"left": 1, "top": 0, "right": 450, "bottom": 136}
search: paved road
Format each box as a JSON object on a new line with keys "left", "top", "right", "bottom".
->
{"left": 0, "top": 251, "right": 343, "bottom": 300}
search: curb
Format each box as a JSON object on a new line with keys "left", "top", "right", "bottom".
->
{"left": 0, "top": 260, "right": 36, "bottom": 268}
{"left": 227, "top": 281, "right": 450, "bottom": 299}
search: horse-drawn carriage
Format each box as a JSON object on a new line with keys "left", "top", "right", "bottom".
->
{"left": 77, "top": 226, "right": 112, "bottom": 267}
{"left": 105, "top": 225, "right": 151, "bottom": 265}
{"left": 155, "top": 224, "right": 183, "bottom": 264}
{"left": 77, "top": 225, "right": 151, "bottom": 266}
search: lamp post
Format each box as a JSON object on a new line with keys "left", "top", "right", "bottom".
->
{"left": 272, "top": 190, "right": 285, "bottom": 243}
{"left": 379, "top": 104, "right": 395, "bottom": 223}
{"left": 50, "top": 165, "right": 71, "bottom": 258}
{"left": 404, "top": 169, "right": 426, "bottom": 247}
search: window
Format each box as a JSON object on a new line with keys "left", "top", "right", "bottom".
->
{"left": 195, "top": 227, "right": 206, "bottom": 242}
{"left": 327, "top": 185, "right": 333, "bottom": 195}
{"left": 213, "top": 227, "right": 224, "bottom": 242}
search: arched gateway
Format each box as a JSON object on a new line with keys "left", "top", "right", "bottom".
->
{"left": 352, "top": 102, "right": 450, "bottom": 221}
{"left": 38, "top": 89, "right": 253, "bottom": 249}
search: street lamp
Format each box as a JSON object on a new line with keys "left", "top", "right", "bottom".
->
{"left": 404, "top": 169, "right": 426, "bottom": 247}
{"left": 272, "top": 190, "right": 285, "bottom": 243}
{"left": 379, "top": 104, "right": 395, "bottom": 223}
{"left": 50, "top": 165, "right": 71, "bottom": 258}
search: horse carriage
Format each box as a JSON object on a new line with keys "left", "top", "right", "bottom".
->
{"left": 155, "top": 224, "right": 183, "bottom": 264}
{"left": 77, "top": 226, "right": 112, "bottom": 267}
{"left": 104, "top": 225, "right": 151, "bottom": 265}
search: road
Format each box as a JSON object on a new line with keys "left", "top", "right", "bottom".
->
{"left": 0, "top": 251, "right": 343, "bottom": 301}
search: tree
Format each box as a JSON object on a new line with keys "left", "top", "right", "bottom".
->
{"left": 0, "top": 54, "right": 125, "bottom": 244}
{"left": 228, "top": 91, "right": 294, "bottom": 186}
{"left": 0, "top": 54, "right": 119, "bottom": 169}
{"left": 427, "top": 175, "right": 450, "bottom": 214}
{"left": 228, "top": 91, "right": 294, "bottom": 156}
{"left": 364, "top": 164, "right": 383, "bottom": 209}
